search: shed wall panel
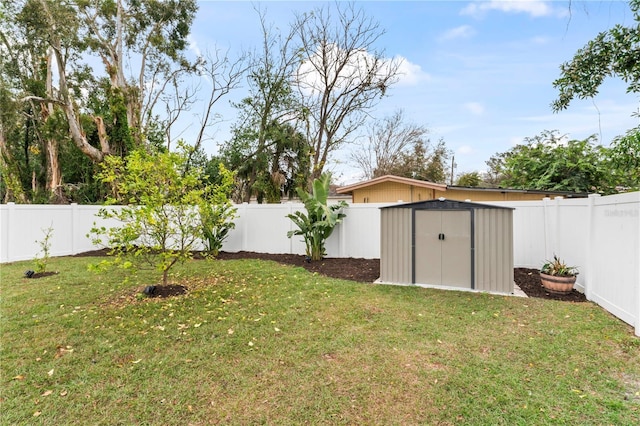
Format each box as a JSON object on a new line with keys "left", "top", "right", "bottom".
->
{"left": 380, "top": 208, "right": 412, "bottom": 284}
{"left": 474, "top": 209, "right": 514, "bottom": 293}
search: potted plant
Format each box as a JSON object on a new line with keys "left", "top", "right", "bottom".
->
{"left": 540, "top": 255, "right": 579, "bottom": 294}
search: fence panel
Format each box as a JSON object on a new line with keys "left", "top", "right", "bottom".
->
{"left": 1, "top": 193, "right": 638, "bottom": 335}
{"left": 491, "top": 200, "right": 546, "bottom": 268}
{"left": 588, "top": 193, "right": 640, "bottom": 326}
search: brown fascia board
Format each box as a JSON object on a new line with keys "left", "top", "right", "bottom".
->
{"left": 446, "top": 185, "right": 589, "bottom": 198}
{"left": 336, "top": 175, "right": 447, "bottom": 194}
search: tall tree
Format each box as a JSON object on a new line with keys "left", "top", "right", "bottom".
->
{"left": 222, "top": 7, "right": 308, "bottom": 203}
{"left": 490, "top": 130, "right": 613, "bottom": 193}
{"left": 552, "top": 0, "right": 640, "bottom": 113}
{"left": 0, "top": 0, "right": 209, "bottom": 203}
{"left": 389, "top": 138, "right": 451, "bottom": 184}
{"left": 351, "top": 110, "right": 430, "bottom": 180}
{"left": 76, "top": 0, "right": 198, "bottom": 146}
{"left": 293, "top": 2, "right": 402, "bottom": 181}
{"left": 0, "top": 0, "right": 79, "bottom": 202}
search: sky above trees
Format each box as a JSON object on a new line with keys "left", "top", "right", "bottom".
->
{"left": 184, "top": 0, "right": 639, "bottom": 183}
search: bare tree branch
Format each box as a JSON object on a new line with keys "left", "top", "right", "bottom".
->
{"left": 293, "top": 2, "right": 402, "bottom": 180}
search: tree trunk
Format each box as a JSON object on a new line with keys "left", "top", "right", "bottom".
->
{"left": 40, "top": 0, "right": 107, "bottom": 163}
{"left": 44, "top": 47, "right": 64, "bottom": 203}
{"left": 44, "top": 137, "right": 64, "bottom": 203}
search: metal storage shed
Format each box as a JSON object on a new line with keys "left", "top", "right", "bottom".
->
{"left": 379, "top": 198, "right": 514, "bottom": 294}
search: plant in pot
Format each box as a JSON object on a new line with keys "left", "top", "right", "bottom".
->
{"left": 540, "top": 255, "right": 579, "bottom": 295}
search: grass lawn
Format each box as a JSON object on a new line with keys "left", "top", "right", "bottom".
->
{"left": 1, "top": 255, "right": 639, "bottom": 425}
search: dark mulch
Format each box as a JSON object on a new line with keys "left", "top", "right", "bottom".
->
{"left": 143, "top": 284, "right": 188, "bottom": 298}
{"left": 23, "top": 271, "right": 59, "bottom": 279}
{"left": 514, "top": 267, "right": 586, "bottom": 302}
{"left": 214, "top": 251, "right": 381, "bottom": 283}
{"left": 70, "top": 249, "right": 586, "bottom": 302}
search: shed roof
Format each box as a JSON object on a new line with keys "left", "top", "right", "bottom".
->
{"left": 379, "top": 198, "right": 514, "bottom": 210}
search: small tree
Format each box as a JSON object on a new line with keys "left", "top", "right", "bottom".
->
{"left": 34, "top": 225, "right": 54, "bottom": 274}
{"left": 287, "top": 173, "right": 347, "bottom": 261}
{"left": 89, "top": 144, "right": 235, "bottom": 285}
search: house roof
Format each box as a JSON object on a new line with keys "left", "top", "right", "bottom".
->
{"left": 337, "top": 175, "right": 589, "bottom": 198}
{"left": 336, "top": 175, "right": 447, "bottom": 194}
{"left": 446, "top": 185, "right": 588, "bottom": 198}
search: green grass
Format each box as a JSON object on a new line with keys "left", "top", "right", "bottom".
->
{"left": 1, "top": 256, "right": 639, "bottom": 425}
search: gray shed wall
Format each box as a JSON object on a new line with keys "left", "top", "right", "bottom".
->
{"left": 380, "top": 208, "right": 412, "bottom": 284}
{"left": 380, "top": 201, "right": 514, "bottom": 295}
{"left": 474, "top": 208, "right": 514, "bottom": 294}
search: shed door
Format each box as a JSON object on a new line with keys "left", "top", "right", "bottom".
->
{"left": 414, "top": 210, "right": 471, "bottom": 288}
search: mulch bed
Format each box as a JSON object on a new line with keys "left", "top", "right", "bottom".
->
{"left": 22, "top": 271, "right": 59, "bottom": 279}
{"left": 514, "top": 267, "right": 586, "bottom": 302}
{"left": 70, "top": 249, "right": 586, "bottom": 302}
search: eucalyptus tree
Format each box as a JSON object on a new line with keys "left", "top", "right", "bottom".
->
{"left": 0, "top": 0, "right": 83, "bottom": 202}
{"left": 0, "top": 0, "right": 224, "bottom": 203}
{"left": 75, "top": 0, "right": 198, "bottom": 147}
{"left": 293, "top": 2, "right": 402, "bottom": 181}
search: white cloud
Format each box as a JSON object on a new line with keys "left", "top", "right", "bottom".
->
{"left": 188, "top": 35, "right": 202, "bottom": 59}
{"left": 530, "top": 35, "right": 550, "bottom": 45}
{"left": 509, "top": 136, "right": 524, "bottom": 146}
{"left": 395, "top": 56, "right": 431, "bottom": 87}
{"left": 296, "top": 45, "right": 427, "bottom": 93}
{"left": 463, "top": 102, "right": 485, "bottom": 116}
{"left": 457, "top": 145, "right": 475, "bottom": 155}
{"left": 461, "top": 0, "right": 563, "bottom": 19}
{"left": 438, "top": 25, "right": 476, "bottom": 42}
{"left": 297, "top": 44, "right": 408, "bottom": 96}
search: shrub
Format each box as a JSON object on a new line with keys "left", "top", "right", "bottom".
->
{"left": 287, "top": 173, "right": 347, "bottom": 261}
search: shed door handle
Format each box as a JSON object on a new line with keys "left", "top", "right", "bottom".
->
{"left": 438, "top": 233, "right": 445, "bottom": 240}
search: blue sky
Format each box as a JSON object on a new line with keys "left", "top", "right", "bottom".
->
{"left": 186, "top": 1, "right": 640, "bottom": 184}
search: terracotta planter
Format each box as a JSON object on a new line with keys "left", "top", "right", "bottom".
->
{"left": 540, "top": 272, "right": 576, "bottom": 295}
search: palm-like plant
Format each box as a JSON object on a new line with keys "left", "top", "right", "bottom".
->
{"left": 287, "top": 174, "right": 347, "bottom": 261}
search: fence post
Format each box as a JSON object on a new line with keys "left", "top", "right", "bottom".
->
{"left": 339, "top": 215, "right": 347, "bottom": 258}
{"left": 287, "top": 202, "right": 294, "bottom": 255}
{"left": 542, "top": 197, "right": 552, "bottom": 260}
{"left": 240, "top": 203, "right": 248, "bottom": 252}
{"left": 637, "top": 200, "right": 640, "bottom": 337}
{"left": 0, "top": 203, "right": 14, "bottom": 262}
{"left": 584, "top": 194, "right": 600, "bottom": 300}
{"left": 71, "top": 203, "right": 78, "bottom": 255}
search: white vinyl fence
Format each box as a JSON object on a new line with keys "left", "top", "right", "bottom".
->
{"left": 1, "top": 193, "right": 639, "bottom": 335}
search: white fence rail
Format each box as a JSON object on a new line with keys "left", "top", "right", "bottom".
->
{"left": 1, "top": 193, "right": 639, "bottom": 335}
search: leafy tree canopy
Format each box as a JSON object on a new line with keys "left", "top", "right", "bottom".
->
{"left": 553, "top": 0, "right": 640, "bottom": 112}
{"left": 488, "top": 130, "right": 614, "bottom": 194}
